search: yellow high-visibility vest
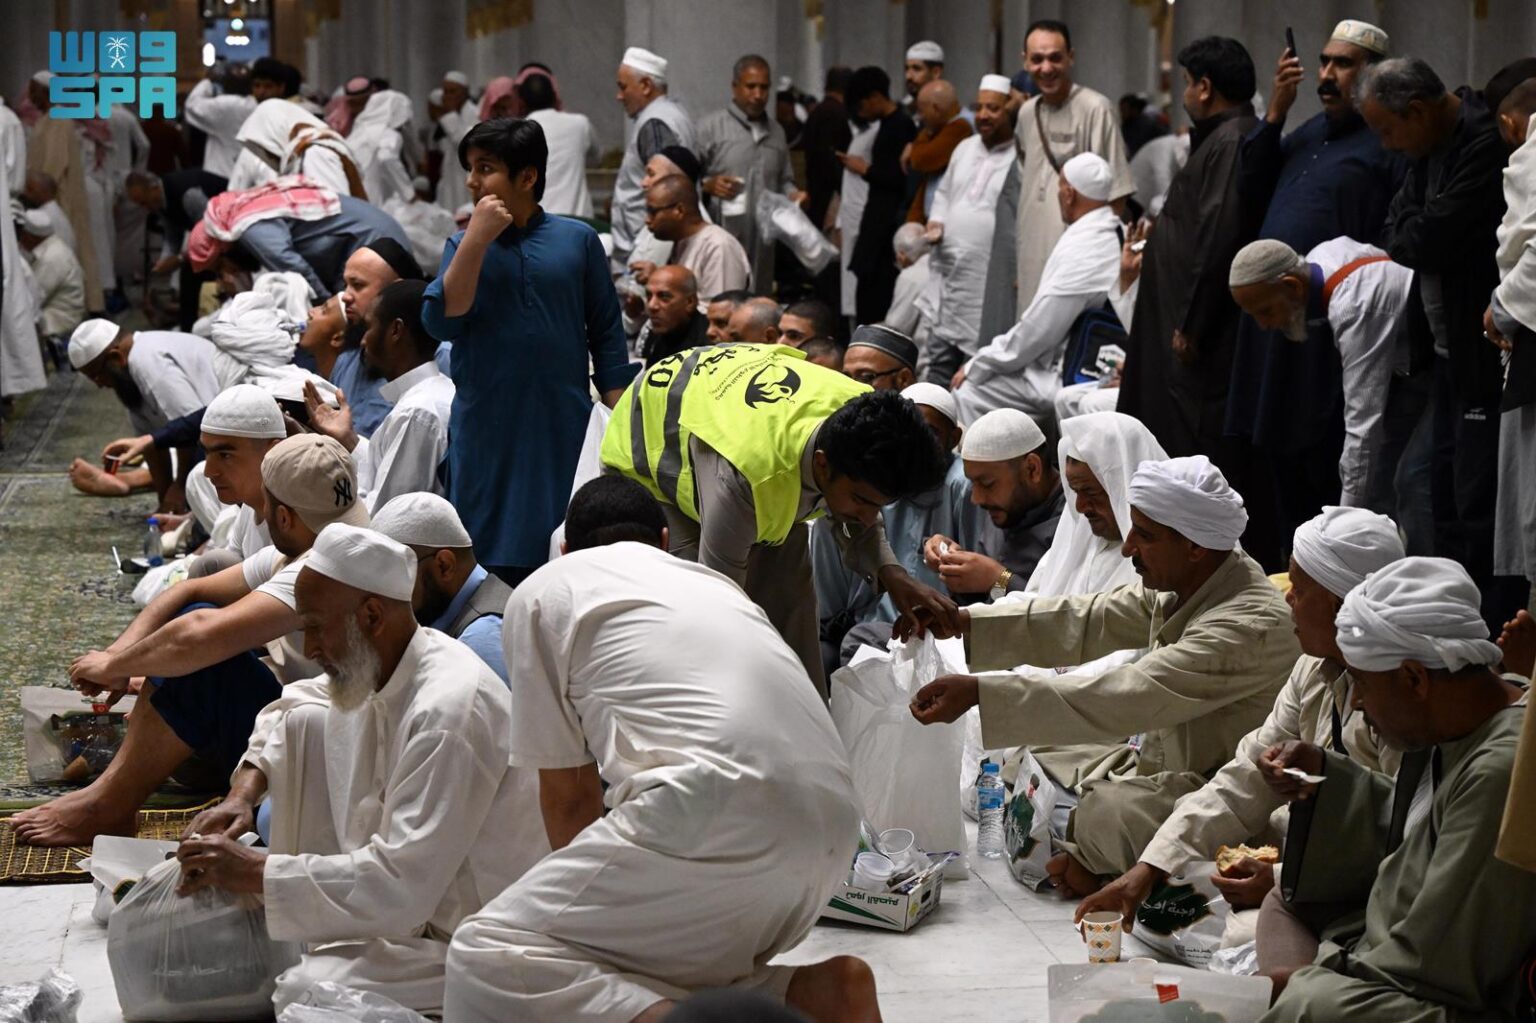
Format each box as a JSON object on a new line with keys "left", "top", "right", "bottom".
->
{"left": 600, "top": 344, "right": 870, "bottom": 544}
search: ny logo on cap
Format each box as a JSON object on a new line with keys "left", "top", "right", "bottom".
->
{"left": 334, "top": 478, "right": 353, "bottom": 507}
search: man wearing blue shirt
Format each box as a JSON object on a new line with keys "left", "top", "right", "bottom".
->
{"left": 424, "top": 117, "right": 635, "bottom": 586}
{"left": 238, "top": 194, "right": 412, "bottom": 302}
{"left": 372, "top": 492, "right": 509, "bottom": 684}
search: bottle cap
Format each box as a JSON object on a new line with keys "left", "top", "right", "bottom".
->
{"left": 982, "top": 762, "right": 1000, "bottom": 774}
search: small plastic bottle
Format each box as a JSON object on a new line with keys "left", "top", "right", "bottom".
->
{"left": 976, "top": 762, "right": 1006, "bottom": 859}
{"left": 143, "top": 516, "right": 163, "bottom": 567}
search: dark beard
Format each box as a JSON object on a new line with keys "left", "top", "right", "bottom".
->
{"left": 343, "top": 319, "right": 382, "bottom": 380}
{"left": 414, "top": 569, "right": 451, "bottom": 626}
{"left": 111, "top": 372, "right": 144, "bottom": 410}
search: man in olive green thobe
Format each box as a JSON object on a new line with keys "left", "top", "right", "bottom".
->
{"left": 1260, "top": 557, "right": 1534, "bottom": 1023}
{"left": 911, "top": 455, "right": 1298, "bottom": 892}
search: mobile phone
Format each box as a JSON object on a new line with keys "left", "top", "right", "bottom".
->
{"left": 277, "top": 397, "right": 311, "bottom": 428}
{"left": 1285, "top": 27, "right": 1296, "bottom": 58}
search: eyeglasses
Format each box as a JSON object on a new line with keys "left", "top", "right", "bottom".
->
{"left": 847, "top": 367, "right": 904, "bottom": 386}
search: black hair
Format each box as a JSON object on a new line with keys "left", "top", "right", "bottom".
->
{"left": 1484, "top": 58, "right": 1536, "bottom": 115}
{"left": 1177, "top": 36, "right": 1256, "bottom": 105}
{"left": 221, "top": 64, "right": 252, "bottom": 96}
{"left": 516, "top": 72, "right": 558, "bottom": 113}
{"left": 458, "top": 118, "right": 549, "bottom": 201}
{"left": 734, "top": 55, "right": 770, "bottom": 81}
{"left": 369, "top": 77, "right": 390, "bottom": 91}
{"left": 1025, "top": 19, "right": 1072, "bottom": 50}
{"left": 222, "top": 242, "right": 262, "bottom": 274}
{"left": 565, "top": 476, "right": 668, "bottom": 552}
{"left": 783, "top": 299, "right": 837, "bottom": 341}
{"left": 251, "top": 58, "right": 301, "bottom": 97}
{"left": 371, "top": 279, "right": 435, "bottom": 361}
{"left": 819, "top": 390, "right": 946, "bottom": 500}
{"left": 800, "top": 336, "right": 843, "bottom": 365}
{"left": 845, "top": 66, "right": 891, "bottom": 111}
{"left": 824, "top": 66, "right": 853, "bottom": 95}
{"left": 708, "top": 288, "right": 753, "bottom": 307}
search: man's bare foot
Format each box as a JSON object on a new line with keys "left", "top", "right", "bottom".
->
{"left": 1046, "top": 852, "right": 1105, "bottom": 899}
{"left": 1498, "top": 609, "right": 1536, "bottom": 679}
{"left": 68, "top": 458, "right": 133, "bottom": 497}
{"left": 629, "top": 999, "right": 674, "bottom": 1023}
{"left": 10, "top": 789, "right": 136, "bottom": 846}
{"left": 787, "top": 955, "right": 881, "bottom": 1023}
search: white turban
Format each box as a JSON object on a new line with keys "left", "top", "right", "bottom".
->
{"left": 306, "top": 524, "right": 417, "bottom": 602}
{"left": 411, "top": 174, "right": 430, "bottom": 193}
{"left": 901, "top": 382, "right": 958, "bottom": 427}
{"left": 961, "top": 408, "right": 1045, "bottom": 462}
{"left": 429, "top": 87, "right": 443, "bottom": 105}
{"left": 1128, "top": 455, "right": 1247, "bottom": 550}
{"left": 203, "top": 384, "right": 286, "bottom": 440}
{"left": 979, "top": 74, "right": 1013, "bottom": 97}
{"left": 1291, "top": 506, "right": 1404, "bottom": 599}
{"left": 208, "top": 292, "right": 299, "bottom": 371}
{"left": 1062, "top": 152, "right": 1113, "bottom": 201}
{"left": 1229, "top": 238, "right": 1307, "bottom": 288}
{"left": 1336, "top": 557, "right": 1501, "bottom": 673}
{"left": 373, "top": 492, "right": 474, "bottom": 550}
{"left": 443, "top": 70, "right": 469, "bottom": 87}
{"left": 906, "top": 41, "right": 945, "bottom": 63}
{"left": 622, "top": 47, "right": 668, "bottom": 82}
{"left": 68, "top": 319, "right": 121, "bottom": 369}
{"left": 17, "top": 208, "right": 53, "bottom": 237}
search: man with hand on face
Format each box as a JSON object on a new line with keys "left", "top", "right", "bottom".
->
{"left": 602, "top": 344, "right": 959, "bottom": 694}
{"left": 1254, "top": 558, "right": 1532, "bottom": 1021}
{"left": 305, "top": 279, "right": 453, "bottom": 512}
{"left": 176, "top": 524, "right": 547, "bottom": 1017}
{"left": 910, "top": 455, "right": 1298, "bottom": 897}
{"left": 696, "top": 55, "right": 804, "bottom": 294}
{"left": 426, "top": 117, "right": 633, "bottom": 587}
{"left": 372, "top": 492, "right": 511, "bottom": 683}
{"left": 1076, "top": 507, "right": 1404, "bottom": 931}
{"left": 924, "top": 408, "right": 1064, "bottom": 601}
{"left": 636, "top": 265, "right": 709, "bottom": 366}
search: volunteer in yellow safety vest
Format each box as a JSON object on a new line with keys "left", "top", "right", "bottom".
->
{"left": 600, "top": 342, "right": 962, "bottom": 692}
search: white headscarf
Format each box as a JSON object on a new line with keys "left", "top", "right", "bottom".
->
{"left": 347, "top": 89, "right": 415, "bottom": 170}
{"left": 1291, "top": 506, "right": 1404, "bottom": 599}
{"left": 236, "top": 98, "right": 324, "bottom": 165}
{"left": 1026, "top": 412, "right": 1168, "bottom": 596}
{"left": 1128, "top": 455, "right": 1247, "bottom": 551}
{"left": 250, "top": 271, "right": 315, "bottom": 326}
{"left": 1336, "top": 557, "right": 1502, "bottom": 672}
{"left": 207, "top": 291, "right": 300, "bottom": 389}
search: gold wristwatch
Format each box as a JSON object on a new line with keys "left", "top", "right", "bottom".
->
{"left": 989, "top": 567, "right": 1013, "bottom": 601}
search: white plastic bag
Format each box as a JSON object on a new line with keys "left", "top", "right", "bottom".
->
{"left": 132, "top": 557, "right": 190, "bottom": 606}
{"left": 108, "top": 856, "right": 302, "bottom": 1021}
{"left": 1133, "top": 860, "right": 1230, "bottom": 967}
{"left": 1047, "top": 962, "right": 1271, "bottom": 1022}
{"left": 0, "top": 970, "right": 81, "bottom": 1023}
{"left": 756, "top": 191, "right": 838, "bottom": 273}
{"left": 21, "top": 687, "right": 135, "bottom": 784}
{"left": 277, "top": 983, "right": 430, "bottom": 1023}
{"left": 549, "top": 402, "right": 613, "bottom": 560}
{"left": 831, "top": 636, "right": 966, "bottom": 875}
{"left": 1004, "top": 749, "right": 1059, "bottom": 890}
{"left": 85, "top": 836, "right": 179, "bottom": 926}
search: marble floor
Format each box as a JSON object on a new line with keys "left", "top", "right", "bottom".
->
{"left": 0, "top": 821, "right": 1169, "bottom": 1022}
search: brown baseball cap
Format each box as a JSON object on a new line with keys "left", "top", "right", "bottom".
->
{"left": 260, "top": 434, "right": 370, "bottom": 532}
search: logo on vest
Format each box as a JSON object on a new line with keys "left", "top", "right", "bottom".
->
{"left": 744, "top": 364, "right": 801, "bottom": 408}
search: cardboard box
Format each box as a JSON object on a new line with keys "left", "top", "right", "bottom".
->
{"left": 820, "top": 852, "right": 956, "bottom": 932}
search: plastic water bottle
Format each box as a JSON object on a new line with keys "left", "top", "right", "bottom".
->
{"left": 976, "top": 762, "right": 1005, "bottom": 859}
{"left": 143, "top": 516, "right": 163, "bottom": 567}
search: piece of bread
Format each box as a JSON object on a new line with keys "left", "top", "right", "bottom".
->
{"left": 1215, "top": 843, "right": 1280, "bottom": 876}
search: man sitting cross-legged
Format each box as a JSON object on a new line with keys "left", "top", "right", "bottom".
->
{"left": 910, "top": 456, "right": 1298, "bottom": 896}
{"left": 12, "top": 434, "right": 367, "bottom": 846}
{"left": 175, "top": 523, "right": 547, "bottom": 1016}
{"left": 444, "top": 476, "right": 880, "bottom": 1023}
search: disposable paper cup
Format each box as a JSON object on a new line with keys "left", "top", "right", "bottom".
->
{"left": 879, "top": 829, "right": 926, "bottom": 876}
{"left": 1079, "top": 911, "right": 1123, "bottom": 964}
{"left": 103, "top": 454, "right": 122, "bottom": 475}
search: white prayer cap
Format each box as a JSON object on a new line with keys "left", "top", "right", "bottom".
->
{"left": 1291, "top": 506, "right": 1405, "bottom": 599}
{"left": 412, "top": 174, "right": 430, "bottom": 193}
{"left": 1331, "top": 19, "right": 1390, "bottom": 58}
{"left": 429, "top": 87, "right": 443, "bottom": 105}
{"left": 306, "top": 524, "right": 417, "bottom": 602}
{"left": 901, "top": 382, "right": 958, "bottom": 426}
{"left": 1062, "top": 153, "right": 1113, "bottom": 201}
{"left": 907, "top": 41, "right": 945, "bottom": 64}
{"left": 622, "top": 47, "right": 668, "bottom": 82}
{"left": 1128, "top": 455, "right": 1247, "bottom": 550}
{"left": 17, "top": 209, "right": 53, "bottom": 237}
{"left": 202, "top": 384, "right": 286, "bottom": 440}
{"left": 68, "top": 319, "right": 121, "bottom": 369}
{"left": 373, "top": 492, "right": 474, "bottom": 550}
{"left": 979, "top": 74, "right": 1013, "bottom": 97}
{"left": 31, "top": 70, "right": 53, "bottom": 86}
{"left": 962, "top": 408, "right": 1046, "bottom": 462}
{"left": 443, "top": 70, "right": 469, "bottom": 87}
{"left": 1229, "top": 238, "right": 1307, "bottom": 288}
{"left": 1335, "top": 557, "right": 1501, "bottom": 673}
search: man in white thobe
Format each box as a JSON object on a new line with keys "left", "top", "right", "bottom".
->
{"left": 922, "top": 75, "right": 1017, "bottom": 383}
{"left": 521, "top": 73, "right": 599, "bottom": 218}
{"left": 954, "top": 153, "right": 1124, "bottom": 427}
{"left": 434, "top": 71, "right": 476, "bottom": 216}
{"left": 21, "top": 172, "right": 77, "bottom": 254}
{"left": 1013, "top": 21, "right": 1133, "bottom": 314}
{"left": 303, "top": 279, "right": 452, "bottom": 512}
{"left": 611, "top": 47, "right": 696, "bottom": 272}
{"left": 175, "top": 524, "right": 547, "bottom": 1017}
{"left": 184, "top": 72, "right": 257, "bottom": 179}
{"left": 18, "top": 209, "right": 84, "bottom": 345}
{"left": 1077, "top": 506, "right": 1405, "bottom": 927}
{"left": 1228, "top": 237, "right": 1412, "bottom": 511}
{"left": 2, "top": 102, "right": 44, "bottom": 401}
{"left": 445, "top": 477, "right": 881, "bottom": 1023}
{"left": 884, "top": 223, "right": 933, "bottom": 353}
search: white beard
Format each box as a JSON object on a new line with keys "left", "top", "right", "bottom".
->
{"left": 1282, "top": 304, "right": 1309, "bottom": 342}
{"left": 327, "top": 616, "right": 382, "bottom": 712}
